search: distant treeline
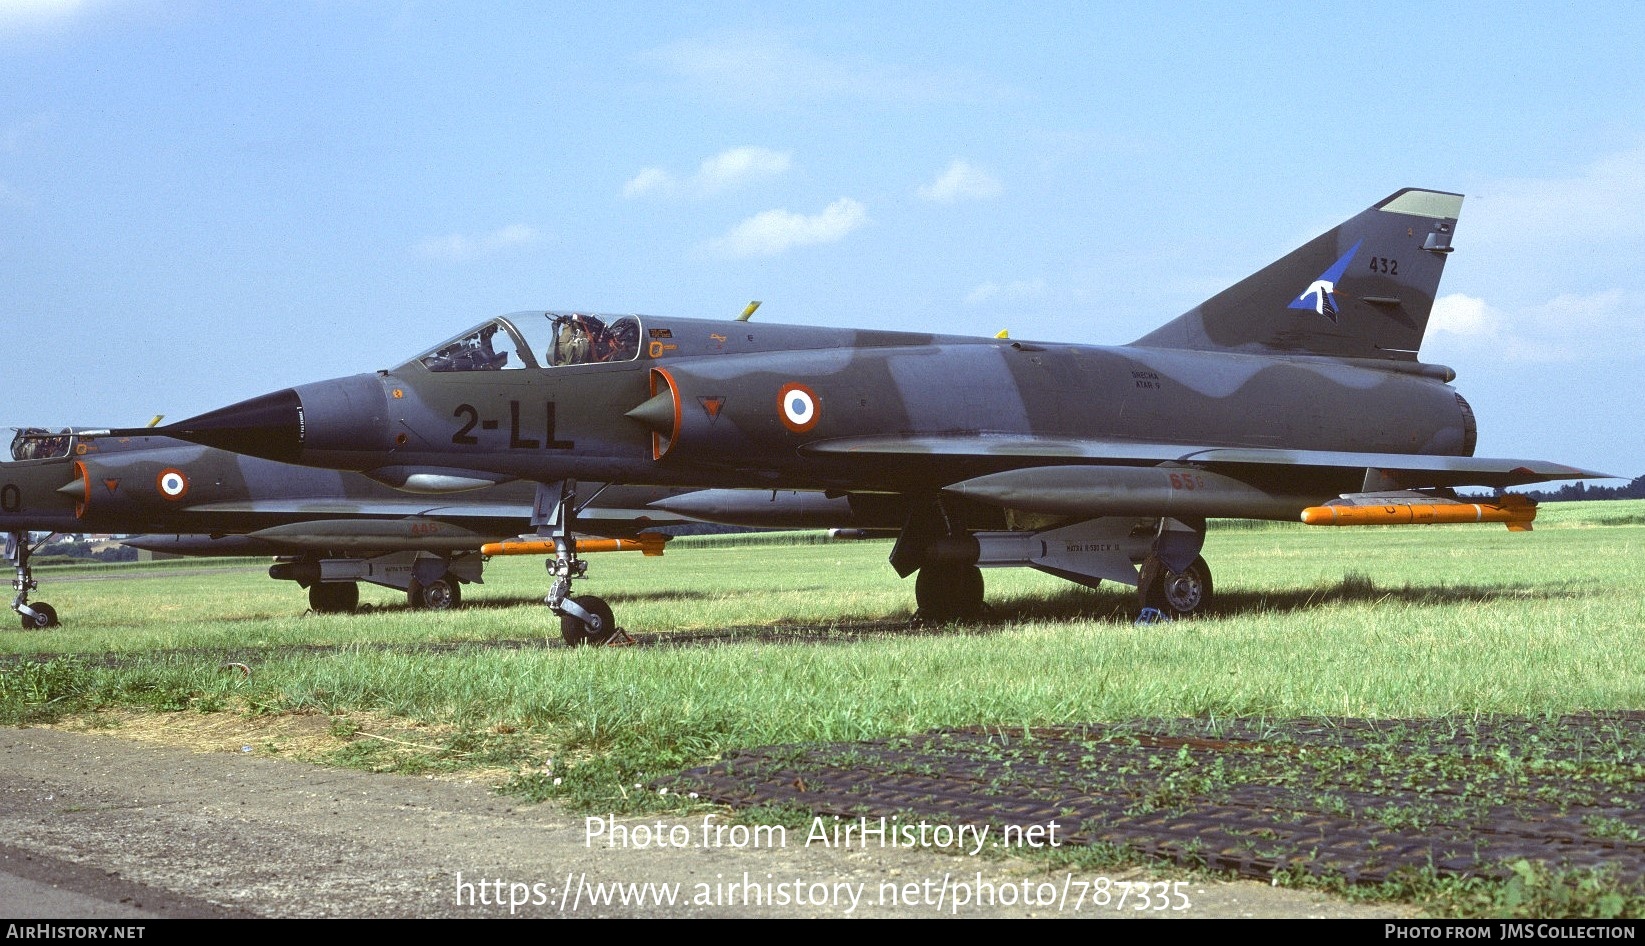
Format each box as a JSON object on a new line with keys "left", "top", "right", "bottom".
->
{"left": 36, "top": 536, "right": 138, "bottom": 564}
{"left": 1511, "top": 474, "right": 1645, "bottom": 502}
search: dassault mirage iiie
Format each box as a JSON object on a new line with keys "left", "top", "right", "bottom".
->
{"left": 119, "top": 188, "right": 1611, "bottom": 642}
{"left": 3, "top": 428, "right": 688, "bottom": 628}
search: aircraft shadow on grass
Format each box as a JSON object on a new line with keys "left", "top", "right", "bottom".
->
{"left": 997, "top": 578, "right": 1585, "bottom": 624}
{"left": 371, "top": 577, "right": 1585, "bottom": 631}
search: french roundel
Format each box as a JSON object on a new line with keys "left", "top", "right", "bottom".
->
{"left": 156, "top": 468, "right": 190, "bottom": 500}
{"left": 777, "top": 382, "right": 820, "bottom": 433}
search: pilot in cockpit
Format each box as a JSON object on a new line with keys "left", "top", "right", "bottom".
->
{"left": 550, "top": 314, "right": 640, "bottom": 366}
{"left": 8, "top": 428, "right": 70, "bottom": 462}
{"left": 554, "top": 314, "right": 593, "bottom": 366}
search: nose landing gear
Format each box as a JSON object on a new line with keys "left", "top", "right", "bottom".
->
{"left": 6, "top": 531, "right": 60, "bottom": 630}
{"left": 537, "top": 481, "right": 632, "bottom": 647}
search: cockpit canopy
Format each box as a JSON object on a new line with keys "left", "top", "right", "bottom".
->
{"left": 8, "top": 428, "right": 74, "bottom": 463}
{"left": 410, "top": 312, "right": 643, "bottom": 373}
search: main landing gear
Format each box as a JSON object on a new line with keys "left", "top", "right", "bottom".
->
{"left": 1138, "top": 555, "right": 1213, "bottom": 619}
{"left": 914, "top": 562, "right": 985, "bottom": 623}
{"left": 894, "top": 499, "right": 1217, "bottom": 623}
{"left": 537, "top": 480, "right": 631, "bottom": 647}
{"left": 273, "top": 550, "right": 477, "bottom": 615}
{"left": 407, "top": 576, "right": 461, "bottom": 611}
{"left": 307, "top": 581, "right": 360, "bottom": 614}
{"left": 6, "top": 531, "right": 60, "bottom": 630}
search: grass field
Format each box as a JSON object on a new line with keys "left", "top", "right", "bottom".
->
{"left": 4, "top": 500, "right": 1643, "bottom": 916}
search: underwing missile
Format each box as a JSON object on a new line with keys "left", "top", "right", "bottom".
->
{"left": 1301, "top": 494, "right": 1537, "bottom": 531}
{"left": 480, "top": 533, "right": 669, "bottom": 557}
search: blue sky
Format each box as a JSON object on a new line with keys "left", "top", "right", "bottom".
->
{"left": 5, "top": 1, "right": 1644, "bottom": 478}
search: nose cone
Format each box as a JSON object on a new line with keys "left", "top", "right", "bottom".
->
{"left": 161, "top": 387, "right": 305, "bottom": 462}
{"left": 151, "top": 374, "right": 389, "bottom": 466}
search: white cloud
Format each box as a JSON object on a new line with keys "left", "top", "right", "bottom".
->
{"left": 645, "top": 31, "right": 1006, "bottom": 107}
{"left": 696, "top": 147, "right": 790, "bottom": 194}
{"left": 1450, "top": 144, "right": 1645, "bottom": 332}
{"left": 1429, "top": 293, "right": 1501, "bottom": 338}
{"left": 965, "top": 279, "right": 1046, "bottom": 305}
{"left": 703, "top": 198, "right": 868, "bottom": 259}
{"left": 1427, "top": 290, "right": 1633, "bottom": 362}
{"left": 623, "top": 146, "right": 791, "bottom": 200}
{"left": 415, "top": 224, "right": 537, "bottom": 261}
{"left": 622, "top": 167, "right": 673, "bottom": 199}
{"left": 0, "top": 0, "right": 88, "bottom": 28}
{"left": 1468, "top": 146, "right": 1645, "bottom": 249}
{"left": 919, "top": 160, "right": 1002, "bottom": 204}
{"left": 0, "top": 0, "right": 139, "bottom": 37}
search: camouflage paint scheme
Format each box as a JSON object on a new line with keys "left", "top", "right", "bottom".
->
{"left": 119, "top": 188, "right": 1613, "bottom": 640}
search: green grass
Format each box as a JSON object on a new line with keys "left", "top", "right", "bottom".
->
{"left": 4, "top": 500, "right": 1644, "bottom": 915}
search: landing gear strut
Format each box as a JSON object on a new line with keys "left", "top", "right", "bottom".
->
{"left": 6, "top": 531, "right": 60, "bottom": 630}
{"left": 536, "top": 480, "right": 628, "bottom": 647}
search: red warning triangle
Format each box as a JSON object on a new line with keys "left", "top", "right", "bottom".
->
{"left": 698, "top": 396, "right": 725, "bottom": 418}
{"left": 103, "top": 479, "right": 120, "bottom": 494}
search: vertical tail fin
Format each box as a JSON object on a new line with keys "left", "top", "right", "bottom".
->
{"left": 1132, "top": 188, "right": 1463, "bottom": 362}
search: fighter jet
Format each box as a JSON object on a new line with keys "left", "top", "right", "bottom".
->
{"left": 115, "top": 188, "right": 1612, "bottom": 642}
{"left": 2, "top": 428, "right": 688, "bottom": 628}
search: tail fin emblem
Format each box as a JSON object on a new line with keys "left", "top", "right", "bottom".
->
{"left": 1289, "top": 239, "right": 1362, "bottom": 323}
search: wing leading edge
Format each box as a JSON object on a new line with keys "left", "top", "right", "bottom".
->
{"left": 803, "top": 434, "right": 1614, "bottom": 491}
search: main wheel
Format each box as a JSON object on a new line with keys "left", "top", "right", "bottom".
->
{"left": 1141, "top": 556, "right": 1213, "bottom": 618}
{"left": 19, "top": 602, "right": 58, "bottom": 630}
{"left": 560, "top": 594, "right": 616, "bottom": 646}
{"left": 914, "top": 563, "right": 985, "bottom": 622}
{"left": 308, "top": 582, "right": 360, "bottom": 614}
{"left": 407, "top": 577, "right": 461, "bottom": 611}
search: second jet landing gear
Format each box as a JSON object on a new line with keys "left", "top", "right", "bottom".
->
{"left": 273, "top": 550, "right": 480, "bottom": 614}
{"left": 536, "top": 480, "right": 631, "bottom": 647}
{"left": 6, "top": 530, "right": 59, "bottom": 630}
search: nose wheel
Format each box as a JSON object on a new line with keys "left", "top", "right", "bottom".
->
{"left": 560, "top": 594, "right": 617, "bottom": 646}
{"left": 8, "top": 531, "right": 61, "bottom": 630}
{"left": 19, "top": 601, "right": 57, "bottom": 630}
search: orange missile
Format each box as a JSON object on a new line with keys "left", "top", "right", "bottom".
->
{"left": 1300, "top": 496, "right": 1536, "bottom": 531}
{"left": 480, "top": 532, "right": 670, "bottom": 557}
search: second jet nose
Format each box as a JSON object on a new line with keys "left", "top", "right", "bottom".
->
{"left": 156, "top": 374, "right": 389, "bottom": 466}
